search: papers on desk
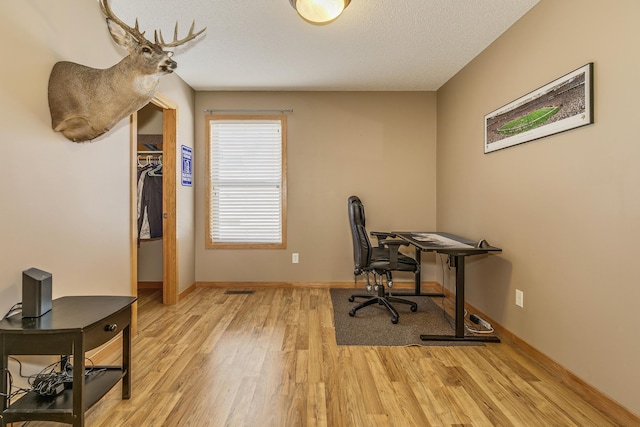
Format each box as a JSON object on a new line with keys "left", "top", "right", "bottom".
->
{"left": 410, "top": 233, "right": 474, "bottom": 249}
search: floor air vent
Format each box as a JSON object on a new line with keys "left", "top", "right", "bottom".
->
{"left": 224, "top": 290, "right": 255, "bottom": 295}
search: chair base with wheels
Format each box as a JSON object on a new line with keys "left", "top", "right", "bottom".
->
{"left": 348, "top": 271, "right": 417, "bottom": 324}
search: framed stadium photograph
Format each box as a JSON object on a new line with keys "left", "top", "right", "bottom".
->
{"left": 484, "top": 63, "right": 594, "bottom": 154}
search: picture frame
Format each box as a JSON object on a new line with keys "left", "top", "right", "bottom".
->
{"left": 484, "top": 63, "right": 594, "bottom": 154}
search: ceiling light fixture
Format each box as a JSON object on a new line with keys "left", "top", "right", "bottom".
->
{"left": 289, "top": 0, "right": 351, "bottom": 25}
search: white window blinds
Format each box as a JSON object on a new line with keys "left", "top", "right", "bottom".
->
{"left": 208, "top": 118, "right": 285, "bottom": 245}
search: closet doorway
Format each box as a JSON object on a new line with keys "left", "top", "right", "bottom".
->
{"left": 131, "top": 93, "right": 178, "bottom": 311}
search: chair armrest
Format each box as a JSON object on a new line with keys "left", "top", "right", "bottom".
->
{"left": 370, "top": 231, "right": 396, "bottom": 247}
{"left": 378, "top": 239, "right": 409, "bottom": 248}
{"left": 371, "top": 231, "right": 396, "bottom": 239}
{"left": 379, "top": 239, "right": 410, "bottom": 268}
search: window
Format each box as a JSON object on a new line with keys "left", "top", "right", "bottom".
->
{"left": 205, "top": 115, "right": 287, "bottom": 248}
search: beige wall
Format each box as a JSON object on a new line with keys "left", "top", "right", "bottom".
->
{"left": 437, "top": 0, "right": 640, "bottom": 415}
{"left": 194, "top": 91, "right": 438, "bottom": 283}
{"left": 0, "top": 1, "right": 196, "bottom": 311}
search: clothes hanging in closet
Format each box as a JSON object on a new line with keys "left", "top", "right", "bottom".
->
{"left": 137, "top": 163, "right": 163, "bottom": 242}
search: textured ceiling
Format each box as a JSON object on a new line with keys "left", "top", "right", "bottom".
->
{"left": 107, "top": 0, "right": 539, "bottom": 91}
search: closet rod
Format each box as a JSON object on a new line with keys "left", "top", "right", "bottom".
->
{"left": 204, "top": 108, "right": 293, "bottom": 114}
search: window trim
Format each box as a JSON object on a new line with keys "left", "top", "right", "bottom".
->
{"left": 205, "top": 115, "right": 287, "bottom": 249}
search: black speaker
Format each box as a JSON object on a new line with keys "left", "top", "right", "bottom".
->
{"left": 22, "top": 267, "right": 52, "bottom": 318}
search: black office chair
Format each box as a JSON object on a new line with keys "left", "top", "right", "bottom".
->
{"left": 347, "top": 196, "right": 418, "bottom": 324}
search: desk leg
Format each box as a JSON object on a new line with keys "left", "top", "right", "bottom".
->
{"left": 454, "top": 255, "right": 465, "bottom": 337}
{"left": 414, "top": 249, "right": 421, "bottom": 294}
{"left": 392, "top": 248, "right": 446, "bottom": 298}
{"left": 122, "top": 320, "right": 131, "bottom": 400}
{"left": 1, "top": 341, "right": 7, "bottom": 420}
{"left": 420, "top": 255, "right": 500, "bottom": 343}
{"left": 72, "top": 333, "right": 85, "bottom": 427}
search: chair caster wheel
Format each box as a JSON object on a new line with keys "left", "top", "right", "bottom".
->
{"left": 410, "top": 304, "right": 418, "bottom": 312}
{"left": 349, "top": 309, "right": 356, "bottom": 317}
{"left": 391, "top": 317, "right": 399, "bottom": 324}
{"left": 348, "top": 296, "right": 355, "bottom": 302}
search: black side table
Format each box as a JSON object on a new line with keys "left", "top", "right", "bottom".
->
{"left": 0, "top": 295, "right": 136, "bottom": 427}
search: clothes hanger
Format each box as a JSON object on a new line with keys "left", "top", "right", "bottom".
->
{"left": 148, "top": 162, "right": 163, "bottom": 176}
{"left": 137, "top": 155, "right": 148, "bottom": 168}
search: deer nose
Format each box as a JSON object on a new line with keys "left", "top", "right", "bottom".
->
{"left": 160, "top": 59, "right": 177, "bottom": 74}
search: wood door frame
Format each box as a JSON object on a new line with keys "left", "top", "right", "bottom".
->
{"left": 130, "top": 93, "right": 179, "bottom": 327}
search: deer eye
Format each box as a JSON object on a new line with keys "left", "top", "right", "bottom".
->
{"left": 142, "top": 46, "right": 152, "bottom": 54}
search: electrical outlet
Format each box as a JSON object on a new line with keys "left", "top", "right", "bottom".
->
{"left": 515, "top": 289, "right": 524, "bottom": 307}
{"left": 292, "top": 253, "right": 299, "bottom": 264}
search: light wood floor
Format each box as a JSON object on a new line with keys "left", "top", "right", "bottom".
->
{"left": 20, "top": 287, "right": 632, "bottom": 426}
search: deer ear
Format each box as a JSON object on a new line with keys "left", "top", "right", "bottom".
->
{"left": 106, "top": 18, "right": 138, "bottom": 51}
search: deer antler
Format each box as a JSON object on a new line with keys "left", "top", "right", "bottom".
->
{"left": 99, "top": 0, "right": 205, "bottom": 48}
{"left": 154, "top": 21, "right": 207, "bottom": 48}
{"left": 99, "top": 0, "right": 148, "bottom": 43}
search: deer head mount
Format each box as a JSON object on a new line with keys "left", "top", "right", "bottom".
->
{"left": 48, "top": 0, "right": 205, "bottom": 142}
